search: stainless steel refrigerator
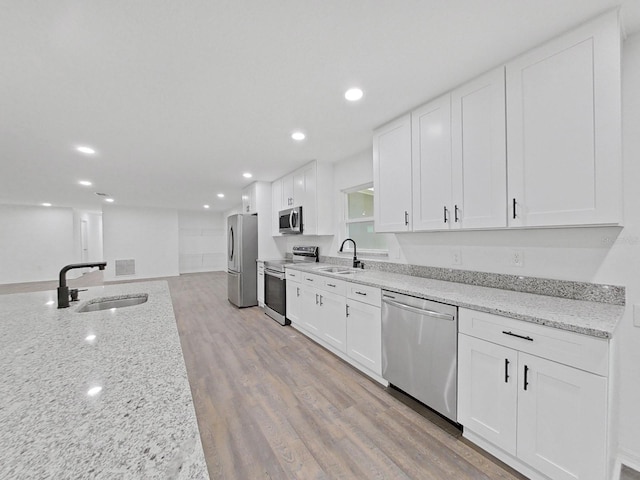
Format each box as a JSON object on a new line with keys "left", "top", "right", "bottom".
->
{"left": 227, "top": 213, "right": 258, "bottom": 308}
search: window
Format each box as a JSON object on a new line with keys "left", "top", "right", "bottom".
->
{"left": 343, "top": 184, "right": 387, "bottom": 253}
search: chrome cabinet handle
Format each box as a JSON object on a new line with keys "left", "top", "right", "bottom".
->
{"left": 404, "top": 211, "right": 409, "bottom": 226}
{"left": 443, "top": 206, "right": 448, "bottom": 223}
{"left": 346, "top": 304, "right": 350, "bottom": 317}
{"left": 319, "top": 295, "right": 323, "bottom": 306}
{"left": 505, "top": 358, "right": 510, "bottom": 383}
{"left": 513, "top": 198, "right": 517, "bottom": 219}
{"left": 454, "top": 205, "right": 459, "bottom": 223}
{"left": 296, "top": 287, "right": 300, "bottom": 297}
{"left": 315, "top": 293, "right": 319, "bottom": 304}
{"left": 355, "top": 291, "right": 367, "bottom": 296}
{"left": 524, "top": 365, "right": 530, "bottom": 391}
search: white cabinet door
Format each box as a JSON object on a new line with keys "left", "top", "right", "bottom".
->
{"left": 411, "top": 93, "right": 453, "bottom": 231}
{"left": 451, "top": 67, "right": 507, "bottom": 229}
{"left": 241, "top": 183, "right": 256, "bottom": 214}
{"left": 318, "top": 290, "right": 347, "bottom": 353}
{"left": 517, "top": 353, "right": 608, "bottom": 480}
{"left": 299, "top": 286, "right": 320, "bottom": 337}
{"left": 373, "top": 114, "right": 412, "bottom": 232}
{"left": 285, "top": 280, "right": 301, "bottom": 324}
{"left": 506, "top": 11, "right": 621, "bottom": 227}
{"left": 257, "top": 262, "right": 264, "bottom": 306}
{"left": 271, "top": 179, "right": 283, "bottom": 236}
{"left": 282, "top": 174, "right": 294, "bottom": 208}
{"left": 346, "top": 300, "right": 382, "bottom": 375}
{"left": 458, "top": 334, "right": 517, "bottom": 456}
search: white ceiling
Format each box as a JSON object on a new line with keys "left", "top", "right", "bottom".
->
{"left": 2, "top": 1, "right": 639, "bottom": 212}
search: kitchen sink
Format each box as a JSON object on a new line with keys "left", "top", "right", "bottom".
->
{"left": 314, "top": 266, "right": 364, "bottom": 275}
{"left": 314, "top": 266, "right": 351, "bottom": 274}
{"left": 77, "top": 294, "right": 149, "bottom": 313}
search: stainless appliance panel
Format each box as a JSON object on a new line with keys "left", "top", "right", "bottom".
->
{"left": 279, "top": 206, "right": 302, "bottom": 234}
{"left": 227, "top": 214, "right": 258, "bottom": 307}
{"left": 264, "top": 268, "right": 288, "bottom": 325}
{"left": 381, "top": 291, "right": 458, "bottom": 423}
{"left": 227, "top": 270, "right": 242, "bottom": 307}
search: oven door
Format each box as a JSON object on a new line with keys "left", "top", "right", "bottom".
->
{"left": 264, "top": 268, "right": 289, "bottom": 325}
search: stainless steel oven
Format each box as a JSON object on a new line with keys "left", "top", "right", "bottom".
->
{"left": 263, "top": 246, "right": 318, "bottom": 325}
{"left": 264, "top": 265, "right": 288, "bottom": 325}
{"left": 279, "top": 206, "right": 302, "bottom": 234}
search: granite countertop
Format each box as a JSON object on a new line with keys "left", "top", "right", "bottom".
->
{"left": 286, "top": 263, "right": 624, "bottom": 339}
{"left": 0, "top": 281, "right": 208, "bottom": 479}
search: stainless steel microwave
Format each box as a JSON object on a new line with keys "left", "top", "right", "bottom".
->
{"left": 279, "top": 206, "right": 302, "bottom": 234}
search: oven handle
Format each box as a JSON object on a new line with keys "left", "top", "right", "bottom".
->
{"left": 265, "top": 268, "right": 285, "bottom": 280}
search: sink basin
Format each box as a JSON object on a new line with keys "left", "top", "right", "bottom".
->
{"left": 314, "top": 266, "right": 351, "bottom": 274}
{"left": 77, "top": 294, "right": 149, "bottom": 313}
{"left": 314, "top": 266, "right": 364, "bottom": 275}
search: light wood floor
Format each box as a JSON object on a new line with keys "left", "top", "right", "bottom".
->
{"left": 1, "top": 271, "right": 526, "bottom": 480}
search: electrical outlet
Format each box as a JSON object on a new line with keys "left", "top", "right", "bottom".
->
{"left": 634, "top": 305, "right": 640, "bottom": 327}
{"left": 511, "top": 251, "right": 524, "bottom": 267}
{"left": 451, "top": 250, "right": 461, "bottom": 265}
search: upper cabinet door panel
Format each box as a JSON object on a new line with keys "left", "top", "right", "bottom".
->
{"left": 451, "top": 67, "right": 507, "bottom": 229}
{"left": 373, "top": 114, "right": 412, "bottom": 232}
{"left": 411, "top": 93, "right": 453, "bottom": 231}
{"left": 507, "top": 11, "right": 622, "bottom": 227}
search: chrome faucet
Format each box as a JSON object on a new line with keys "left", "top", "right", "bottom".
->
{"left": 57, "top": 262, "right": 107, "bottom": 308}
{"left": 339, "top": 238, "right": 362, "bottom": 269}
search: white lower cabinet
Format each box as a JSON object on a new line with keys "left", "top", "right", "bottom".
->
{"left": 285, "top": 273, "right": 301, "bottom": 324}
{"left": 290, "top": 271, "right": 384, "bottom": 383}
{"left": 346, "top": 299, "right": 382, "bottom": 376}
{"left": 257, "top": 261, "right": 265, "bottom": 307}
{"left": 458, "top": 308, "right": 609, "bottom": 480}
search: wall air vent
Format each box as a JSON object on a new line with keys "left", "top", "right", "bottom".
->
{"left": 115, "top": 259, "right": 135, "bottom": 276}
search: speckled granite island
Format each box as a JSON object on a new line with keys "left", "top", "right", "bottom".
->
{"left": 0, "top": 281, "right": 208, "bottom": 479}
{"left": 286, "top": 262, "right": 625, "bottom": 338}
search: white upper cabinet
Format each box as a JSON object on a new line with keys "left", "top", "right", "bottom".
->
{"left": 506, "top": 11, "right": 622, "bottom": 227}
{"left": 271, "top": 160, "right": 333, "bottom": 236}
{"left": 411, "top": 93, "right": 453, "bottom": 231}
{"left": 241, "top": 183, "right": 257, "bottom": 214}
{"left": 373, "top": 114, "right": 412, "bottom": 232}
{"left": 451, "top": 67, "right": 507, "bottom": 229}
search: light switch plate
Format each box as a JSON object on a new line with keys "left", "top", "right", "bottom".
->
{"left": 634, "top": 305, "right": 640, "bottom": 327}
{"left": 511, "top": 250, "right": 524, "bottom": 267}
{"left": 451, "top": 249, "right": 461, "bottom": 265}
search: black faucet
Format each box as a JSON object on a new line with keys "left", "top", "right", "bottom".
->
{"left": 339, "top": 238, "right": 362, "bottom": 269}
{"left": 57, "top": 262, "right": 107, "bottom": 308}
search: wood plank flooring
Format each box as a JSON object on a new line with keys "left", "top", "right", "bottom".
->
{"left": 1, "top": 271, "right": 526, "bottom": 479}
{"left": 168, "top": 272, "right": 526, "bottom": 480}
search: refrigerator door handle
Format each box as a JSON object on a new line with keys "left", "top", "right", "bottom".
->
{"left": 229, "top": 226, "right": 234, "bottom": 261}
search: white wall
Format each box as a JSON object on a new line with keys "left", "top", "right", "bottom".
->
{"left": 102, "top": 205, "right": 179, "bottom": 281}
{"left": 0, "top": 204, "right": 77, "bottom": 284}
{"left": 178, "top": 210, "right": 226, "bottom": 273}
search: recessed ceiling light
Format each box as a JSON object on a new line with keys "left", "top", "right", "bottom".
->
{"left": 203, "top": 204, "right": 210, "bottom": 209}
{"left": 41, "top": 203, "right": 52, "bottom": 207}
{"left": 291, "top": 131, "right": 306, "bottom": 141}
{"left": 345, "top": 88, "right": 364, "bottom": 101}
{"left": 78, "top": 180, "right": 92, "bottom": 186}
{"left": 87, "top": 386, "right": 102, "bottom": 396}
{"left": 243, "top": 172, "right": 252, "bottom": 178}
{"left": 76, "top": 146, "right": 96, "bottom": 155}
{"left": 217, "top": 193, "right": 225, "bottom": 198}
{"left": 104, "top": 198, "right": 114, "bottom": 203}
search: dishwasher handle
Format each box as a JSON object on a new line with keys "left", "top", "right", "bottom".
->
{"left": 382, "top": 298, "right": 455, "bottom": 321}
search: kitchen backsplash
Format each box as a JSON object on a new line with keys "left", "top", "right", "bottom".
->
{"left": 317, "top": 255, "right": 625, "bottom": 306}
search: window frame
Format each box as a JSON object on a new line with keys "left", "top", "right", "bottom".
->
{"left": 341, "top": 182, "right": 388, "bottom": 255}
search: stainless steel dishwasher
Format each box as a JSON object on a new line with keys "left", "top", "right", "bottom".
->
{"left": 381, "top": 290, "right": 458, "bottom": 423}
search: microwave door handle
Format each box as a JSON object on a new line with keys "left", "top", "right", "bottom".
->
{"left": 289, "top": 210, "right": 294, "bottom": 229}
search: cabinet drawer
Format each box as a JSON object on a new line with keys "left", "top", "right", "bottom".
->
{"left": 319, "top": 277, "right": 346, "bottom": 295}
{"left": 347, "top": 283, "right": 381, "bottom": 307}
{"left": 459, "top": 308, "right": 608, "bottom": 376}
{"left": 285, "top": 270, "right": 301, "bottom": 282}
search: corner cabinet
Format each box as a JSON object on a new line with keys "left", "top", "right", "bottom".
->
{"left": 242, "top": 183, "right": 257, "bottom": 214}
{"left": 457, "top": 308, "right": 609, "bottom": 480}
{"left": 271, "top": 160, "right": 334, "bottom": 236}
{"left": 373, "top": 114, "right": 413, "bottom": 232}
{"left": 506, "top": 11, "right": 622, "bottom": 227}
